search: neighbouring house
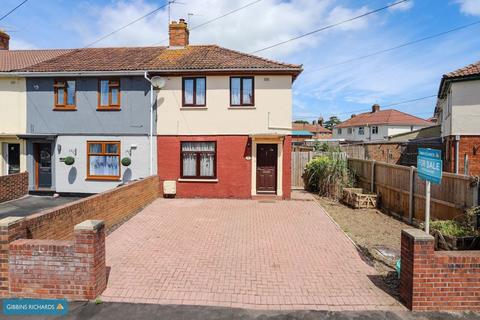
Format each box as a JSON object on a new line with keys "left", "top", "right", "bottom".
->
{"left": 436, "top": 60, "right": 480, "bottom": 176}
{"left": 0, "top": 30, "right": 71, "bottom": 177}
{"left": 292, "top": 121, "right": 332, "bottom": 141}
{"left": 333, "top": 104, "right": 433, "bottom": 142}
{"left": 156, "top": 20, "right": 302, "bottom": 199}
{"left": 1, "top": 20, "right": 302, "bottom": 198}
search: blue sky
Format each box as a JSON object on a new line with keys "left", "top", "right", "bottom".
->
{"left": 1, "top": 0, "right": 480, "bottom": 122}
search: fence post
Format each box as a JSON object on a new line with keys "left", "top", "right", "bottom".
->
{"left": 409, "top": 166, "right": 415, "bottom": 223}
{"left": 371, "top": 160, "right": 375, "bottom": 193}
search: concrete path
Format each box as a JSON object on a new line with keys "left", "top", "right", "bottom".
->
{"left": 0, "top": 195, "right": 82, "bottom": 219}
{"left": 101, "top": 197, "right": 403, "bottom": 311}
{"left": 4, "top": 302, "right": 477, "bottom": 320}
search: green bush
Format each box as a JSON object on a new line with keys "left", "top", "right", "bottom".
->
{"left": 430, "top": 220, "right": 470, "bottom": 237}
{"left": 121, "top": 157, "right": 132, "bottom": 167}
{"left": 64, "top": 156, "right": 75, "bottom": 166}
{"left": 303, "top": 155, "right": 354, "bottom": 198}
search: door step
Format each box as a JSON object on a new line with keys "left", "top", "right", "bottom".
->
{"left": 252, "top": 194, "right": 282, "bottom": 201}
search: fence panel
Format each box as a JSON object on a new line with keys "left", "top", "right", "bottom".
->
{"left": 291, "top": 150, "right": 313, "bottom": 189}
{"left": 348, "top": 158, "right": 478, "bottom": 221}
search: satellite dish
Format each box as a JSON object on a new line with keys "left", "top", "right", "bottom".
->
{"left": 151, "top": 76, "right": 166, "bottom": 89}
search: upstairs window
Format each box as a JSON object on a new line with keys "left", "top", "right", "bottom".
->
{"left": 98, "top": 79, "right": 120, "bottom": 110}
{"left": 183, "top": 77, "right": 206, "bottom": 106}
{"left": 230, "top": 77, "right": 254, "bottom": 106}
{"left": 337, "top": 128, "right": 342, "bottom": 135}
{"left": 358, "top": 127, "right": 365, "bottom": 135}
{"left": 372, "top": 126, "right": 379, "bottom": 134}
{"left": 54, "top": 80, "right": 76, "bottom": 110}
{"left": 347, "top": 128, "right": 353, "bottom": 134}
{"left": 87, "top": 141, "right": 120, "bottom": 180}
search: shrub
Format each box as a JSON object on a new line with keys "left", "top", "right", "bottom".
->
{"left": 303, "top": 155, "right": 354, "bottom": 199}
{"left": 430, "top": 220, "right": 470, "bottom": 237}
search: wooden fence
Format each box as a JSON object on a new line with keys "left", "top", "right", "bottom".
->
{"left": 348, "top": 158, "right": 479, "bottom": 222}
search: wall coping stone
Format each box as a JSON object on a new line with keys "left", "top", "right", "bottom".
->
{"left": 74, "top": 220, "right": 105, "bottom": 231}
{"left": 0, "top": 216, "right": 24, "bottom": 227}
{"left": 402, "top": 228, "right": 434, "bottom": 241}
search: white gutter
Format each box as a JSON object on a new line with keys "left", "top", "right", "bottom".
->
{"left": 144, "top": 72, "right": 155, "bottom": 176}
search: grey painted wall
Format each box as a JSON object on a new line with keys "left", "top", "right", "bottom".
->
{"left": 26, "top": 77, "right": 154, "bottom": 135}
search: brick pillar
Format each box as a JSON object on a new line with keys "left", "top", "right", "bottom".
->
{"left": 74, "top": 220, "right": 106, "bottom": 299}
{"left": 0, "top": 217, "right": 26, "bottom": 297}
{"left": 399, "top": 228, "right": 435, "bottom": 311}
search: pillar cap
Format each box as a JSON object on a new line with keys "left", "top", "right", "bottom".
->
{"left": 402, "top": 228, "right": 434, "bottom": 241}
{"left": 74, "top": 220, "right": 104, "bottom": 231}
{"left": 0, "top": 216, "right": 24, "bottom": 227}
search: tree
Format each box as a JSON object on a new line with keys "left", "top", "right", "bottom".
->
{"left": 324, "top": 116, "right": 341, "bottom": 130}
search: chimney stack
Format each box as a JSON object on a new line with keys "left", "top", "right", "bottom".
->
{"left": 0, "top": 30, "right": 10, "bottom": 50}
{"left": 372, "top": 104, "right": 380, "bottom": 113}
{"left": 169, "top": 19, "right": 189, "bottom": 47}
{"left": 318, "top": 117, "right": 324, "bottom": 127}
{"left": 351, "top": 114, "right": 356, "bottom": 118}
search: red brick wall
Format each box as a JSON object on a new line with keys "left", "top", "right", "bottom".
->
{"left": 444, "top": 135, "right": 480, "bottom": 176}
{"left": 157, "top": 135, "right": 292, "bottom": 199}
{"left": 8, "top": 221, "right": 106, "bottom": 300}
{"left": 25, "top": 175, "right": 160, "bottom": 240}
{"left": 0, "top": 172, "right": 28, "bottom": 203}
{"left": 158, "top": 135, "right": 252, "bottom": 199}
{"left": 400, "top": 229, "right": 480, "bottom": 311}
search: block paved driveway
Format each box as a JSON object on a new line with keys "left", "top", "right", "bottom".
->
{"left": 101, "top": 195, "right": 404, "bottom": 311}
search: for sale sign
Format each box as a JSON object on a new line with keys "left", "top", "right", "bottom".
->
{"left": 417, "top": 148, "right": 442, "bottom": 184}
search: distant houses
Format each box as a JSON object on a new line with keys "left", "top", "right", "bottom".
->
{"left": 332, "top": 104, "right": 433, "bottom": 142}
{"left": 292, "top": 121, "right": 332, "bottom": 143}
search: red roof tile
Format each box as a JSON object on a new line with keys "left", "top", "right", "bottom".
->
{"left": 15, "top": 45, "right": 302, "bottom": 74}
{"left": 336, "top": 109, "right": 432, "bottom": 128}
{"left": 292, "top": 123, "right": 331, "bottom": 133}
{"left": 444, "top": 60, "right": 480, "bottom": 79}
{"left": 0, "top": 49, "right": 73, "bottom": 72}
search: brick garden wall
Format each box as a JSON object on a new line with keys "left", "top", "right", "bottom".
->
{"left": 400, "top": 229, "right": 480, "bottom": 311}
{"left": 0, "top": 172, "right": 28, "bottom": 203}
{"left": 0, "top": 175, "right": 160, "bottom": 299}
{"left": 25, "top": 175, "right": 160, "bottom": 240}
{"left": 9, "top": 220, "right": 106, "bottom": 300}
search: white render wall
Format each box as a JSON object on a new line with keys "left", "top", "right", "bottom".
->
{"left": 441, "top": 80, "right": 480, "bottom": 137}
{"left": 156, "top": 75, "right": 292, "bottom": 135}
{"left": 333, "top": 125, "right": 427, "bottom": 142}
{"left": 54, "top": 135, "right": 156, "bottom": 193}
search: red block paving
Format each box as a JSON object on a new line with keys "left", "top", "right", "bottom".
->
{"left": 101, "top": 197, "right": 404, "bottom": 311}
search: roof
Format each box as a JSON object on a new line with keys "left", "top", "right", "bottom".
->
{"left": 292, "top": 123, "right": 331, "bottom": 134}
{"left": 12, "top": 45, "right": 302, "bottom": 75}
{"left": 0, "top": 49, "right": 74, "bottom": 72}
{"left": 336, "top": 109, "right": 432, "bottom": 128}
{"left": 438, "top": 60, "right": 480, "bottom": 98}
{"left": 388, "top": 125, "right": 440, "bottom": 142}
{"left": 443, "top": 60, "right": 480, "bottom": 79}
{"left": 292, "top": 130, "right": 314, "bottom": 136}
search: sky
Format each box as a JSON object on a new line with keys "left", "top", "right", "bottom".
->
{"left": 1, "top": 0, "right": 480, "bottom": 122}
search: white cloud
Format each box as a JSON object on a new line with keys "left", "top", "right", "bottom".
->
{"left": 388, "top": 0, "right": 414, "bottom": 12}
{"left": 70, "top": 0, "right": 377, "bottom": 58}
{"left": 456, "top": 0, "right": 480, "bottom": 16}
{"left": 9, "top": 38, "right": 37, "bottom": 50}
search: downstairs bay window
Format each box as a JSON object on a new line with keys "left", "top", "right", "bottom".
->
{"left": 181, "top": 142, "right": 216, "bottom": 179}
{"left": 87, "top": 141, "right": 120, "bottom": 180}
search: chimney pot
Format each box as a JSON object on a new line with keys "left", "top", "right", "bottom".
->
{"left": 0, "top": 30, "right": 10, "bottom": 50}
{"left": 169, "top": 18, "right": 189, "bottom": 47}
{"left": 372, "top": 104, "right": 380, "bottom": 113}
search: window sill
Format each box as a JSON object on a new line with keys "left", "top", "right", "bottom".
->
{"left": 86, "top": 177, "right": 121, "bottom": 182}
{"left": 228, "top": 106, "right": 256, "bottom": 110}
{"left": 97, "top": 107, "right": 121, "bottom": 111}
{"left": 180, "top": 107, "right": 208, "bottom": 110}
{"left": 53, "top": 107, "right": 77, "bottom": 111}
{"left": 178, "top": 178, "right": 218, "bottom": 183}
